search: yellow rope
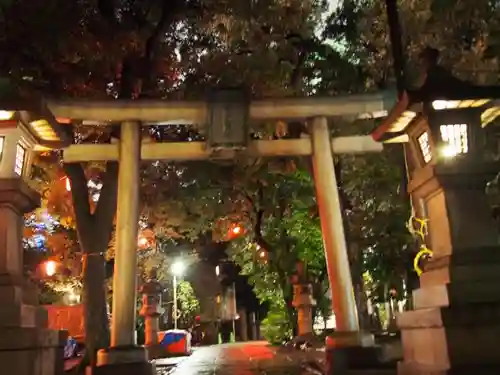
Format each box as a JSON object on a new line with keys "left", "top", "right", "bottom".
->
{"left": 407, "top": 215, "right": 433, "bottom": 276}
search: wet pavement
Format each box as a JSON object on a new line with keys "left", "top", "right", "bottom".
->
{"left": 154, "top": 341, "right": 306, "bottom": 375}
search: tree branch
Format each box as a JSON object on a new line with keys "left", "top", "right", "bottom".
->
{"left": 144, "top": 0, "right": 176, "bottom": 61}
{"left": 252, "top": 185, "right": 273, "bottom": 251}
{"left": 64, "top": 162, "right": 93, "bottom": 238}
{"left": 140, "top": 0, "right": 183, "bottom": 96}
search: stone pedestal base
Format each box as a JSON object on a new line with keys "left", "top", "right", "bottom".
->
{"left": 325, "top": 331, "right": 385, "bottom": 374}
{"left": 397, "top": 247, "right": 500, "bottom": 374}
{"left": 0, "top": 327, "right": 67, "bottom": 375}
{"left": 397, "top": 303, "right": 500, "bottom": 373}
{"left": 95, "top": 346, "right": 154, "bottom": 375}
{"left": 0, "top": 282, "right": 67, "bottom": 375}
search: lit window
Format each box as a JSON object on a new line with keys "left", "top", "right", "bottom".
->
{"left": 14, "top": 144, "right": 26, "bottom": 176}
{"left": 440, "top": 124, "right": 468, "bottom": 155}
{"left": 417, "top": 132, "right": 432, "bottom": 163}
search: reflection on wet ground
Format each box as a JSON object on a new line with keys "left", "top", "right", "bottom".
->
{"left": 155, "top": 341, "right": 305, "bottom": 375}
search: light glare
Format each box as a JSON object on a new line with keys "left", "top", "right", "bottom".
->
{"left": 441, "top": 145, "right": 458, "bottom": 158}
{"left": 0, "top": 110, "right": 14, "bottom": 120}
{"left": 171, "top": 261, "right": 185, "bottom": 276}
{"left": 45, "top": 260, "right": 57, "bottom": 276}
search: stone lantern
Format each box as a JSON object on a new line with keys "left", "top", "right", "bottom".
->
{"left": 0, "top": 78, "right": 70, "bottom": 375}
{"left": 292, "top": 284, "right": 316, "bottom": 336}
{"left": 372, "top": 49, "right": 500, "bottom": 375}
{"left": 139, "top": 268, "right": 164, "bottom": 359}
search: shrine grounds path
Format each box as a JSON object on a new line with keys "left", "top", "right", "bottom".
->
{"left": 154, "top": 341, "right": 395, "bottom": 375}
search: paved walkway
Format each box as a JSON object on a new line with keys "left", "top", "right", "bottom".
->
{"left": 64, "top": 341, "right": 395, "bottom": 374}
{"left": 155, "top": 341, "right": 306, "bottom": 375}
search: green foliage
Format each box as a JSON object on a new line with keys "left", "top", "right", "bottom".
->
{"left": 340, "top": 145, "right": 413, "bottom": 303}
{"left": 325, "top": 0, "right": 500, "bottom": 88}
{"left": 177, "top": 280, "right": 200, "bottom": 327}
{"left": 225, "top": 164, "right": 331, "bottom": 331}
{"left": 260, "top": 304, "right": 293, "bottom": 345}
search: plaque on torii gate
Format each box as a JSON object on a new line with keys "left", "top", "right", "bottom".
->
{"left": 206, "top": 88, "right": 250, "bottom": 151}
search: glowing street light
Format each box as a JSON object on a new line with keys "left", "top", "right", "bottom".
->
{"left": 171, "top": 261, "right": 185, "bottom": 277}
{"left": 232, "top": 225, "right": 242, "bottom": 235}
{"left": 45, "top": 260, "right": 57, "bottom": 277}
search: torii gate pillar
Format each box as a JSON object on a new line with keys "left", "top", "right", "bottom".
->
{"left": 311, "top": 117, "right": 376, "bottom": 374}
{"left": 96, "top": 121, "right": 154, "bottom": 375}
{"left": 311, "top": 116, "right": 359, "bottom": 332}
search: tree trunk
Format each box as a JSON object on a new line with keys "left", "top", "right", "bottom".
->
{"left": 81, "top": 251, "right": 110, "bottom": 366}
{"left": 372, "top": 304, "right": 383, "bottom": 332}
{"left": 352, "top": 275, "right": 371, "bottom": 331}
{"left": 348, "top": 241, "right": 370, "bottom": 331}
{"left": 65, "top": 162, "right": 118, "bottom": 369}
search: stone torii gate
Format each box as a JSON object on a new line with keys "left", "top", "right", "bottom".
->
{"left": 46, "top": 90, "right": 395, "bottom": 373}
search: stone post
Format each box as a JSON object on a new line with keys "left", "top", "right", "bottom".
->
{"left": 292, "top": 284, "right": 316, "bottom": 336}
{"left": 397, "top": 163, "right": 500, "bottom": 374}
{"left": 96, "top": 122, "right": 153, "bottom": 375}
{"left": 0, "top": 179, "right": 67, "bottom": 375}
{"left": 139, "top": 269, "right": 164, "bottom": 359}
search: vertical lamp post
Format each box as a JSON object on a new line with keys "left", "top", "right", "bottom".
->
{"left": 171, "top": 261, "right": 185, "bottom": 330}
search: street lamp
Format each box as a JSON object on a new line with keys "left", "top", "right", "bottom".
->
{"left": 171, "top": 261, "right": 185, "bottom": 330}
